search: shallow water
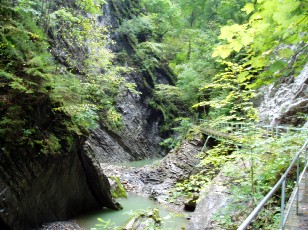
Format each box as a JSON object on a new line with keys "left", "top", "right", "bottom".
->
{"left": 76, "top": 193, "right": 187, "bottom": 229}
{"left": 117, "top": 157, "right": 162, "bottom": 168}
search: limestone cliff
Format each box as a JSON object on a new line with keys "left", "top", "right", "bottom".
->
{"left": 84, "top": 0, "right": 175, "bottom": 163}
{"left": 0, "top": 0, "right": 175, "bottom": 228}
{"left": 258, "top": 62, "right": 308, "bottom": 126}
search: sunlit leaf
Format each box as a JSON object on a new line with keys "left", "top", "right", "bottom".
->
{"left": 242, "top": 3, "right": 254, "bottom": 14}
{"left": 212, "top": 45, "right": 233, "bottom": 59}
{"left": 270, "top": 60, "right": 287, "bottom": 72}
{"left": 278, "top": 48, "right": 295, "bottom": 59}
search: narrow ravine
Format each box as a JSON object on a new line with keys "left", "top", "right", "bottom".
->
{"left": 74, "top": 138, "right": 202, "bottom": 229}
{"left": 76, "top": 193, "right": 188, "bottom": 229}
{"left": 77, "top": 175, "right": 188, "bottom": 229}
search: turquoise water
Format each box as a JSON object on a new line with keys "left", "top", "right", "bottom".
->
{"left": 117, "top": 157, "right": 162, "bottom": 168}
{"left": 76, "top": 193, "right": 187, "bottom": 229}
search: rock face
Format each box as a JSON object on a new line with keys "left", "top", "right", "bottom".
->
{"left": 85, "top": 91, "right": 164, "bottom": 163}
{"left": 140, "top": 139, "right": 202, "bottom": 202}
{"left": 101, "top": 139, "right": 203, "bottom": 205}
{"left": 0, "top": 1, "right": 175, "bottom": 228}
{"left": 258, "top": 62, "right": 308, "bottom": 126}
{"left": 123, "top": 208, "right": 161, "bottom": 230}
{"left": 84, "top": 0, "right": 175, "bottom": 163}
{"left": 187, "top": 172, "right": 230, "bottom": 230}
{"left": 0, "top": 109, "right": 119, "bottom": 230}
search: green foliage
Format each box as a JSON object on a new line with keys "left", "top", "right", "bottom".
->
{"left": 160, "top": 117, "right": 193, "bottom": 149}
{"left": 134, "top": 41, "right": 166, "bottom": 70}
{"left": 118, "top": 16, "right": 153, "bottom": 44}
{"left": 40, "top": 134, "right": 62, "bottom": 155}
{"left": 0, "top": 0, "right": 136, "bottom": 156}
{"left": 137, "top": 0, "right": 250, "bottom": 122}
{"left": 194, "top": 61, "right": 258, "bottom": 122}
{"left": 212, "top": 131, "right": 306, "bottom": 229}
{"left": 110, "top": 176, "right": 128, "bottom": 199}
{"left": 96, "top": 218, "right": 117, "bottom": 229}
{"left": 213, "top": 0, "right": 308, "bottom": 88}
{"left": 48, "top": 5, "right": 140, "bottom": 131}
{"left": 170, "top": 171, "right": 213, "bottom": 203}
{"left": 151, "top": 85, "right": 192, "bottom": 133}
{"left": 76, "top": 0, "right": 106, "bottom": 14}
{"left": 199, "top": 142, "right": 236, "bottom": 168}
{"left": 169, "top": 135, "right": 235, "bottom": 202}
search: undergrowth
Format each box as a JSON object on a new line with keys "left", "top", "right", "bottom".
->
{"left": 170, "top": 123, "right": 307, "bottom": 229}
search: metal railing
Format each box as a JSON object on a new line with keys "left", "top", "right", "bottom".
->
{"left": 197, "top": 120, "right": 307, "bottom": 140}
{"left": 195, "top": 119, "right": 308, "bottom": 229}
{"left": 238, "top": 139, "right": 308, "bottom": 230}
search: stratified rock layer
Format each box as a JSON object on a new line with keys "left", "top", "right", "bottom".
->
{"left": 258, "top": 62, "right": 308, "bottom": 125}
{"left": 101, "top": 139, "right": 203, "bottom": 205}
{"left": 187, "top": 172, "right": 230, "bottom": 230}
{"left": 84, "top": 0, "right": 175, "bottom": 163}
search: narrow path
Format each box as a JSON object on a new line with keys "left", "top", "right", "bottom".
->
{"left": 285, "top": 171, "right": 308, "bottom": 230}
{"left": 200, "top": 121, "right": 308, "bottom": 229}
{"left": 201, "top": 127, "right": 242, "bottom": 143}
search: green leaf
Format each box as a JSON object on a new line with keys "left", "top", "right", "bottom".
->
{"left": 231, "top": 41, "right": 243, "bottom": 52}
{"left": 212, "top": 45, "right": 233, "bottom": 59}
{"left": 241, "top": 32, "right": 254, "bottom": 46}
{"left": 242, "top": 3, "right": 254, "bottom": 14}
{"left": 270, "top": 60, "right": 287, "bottom": 72}
{"left": 9, "top": 81, "right": 27, "bottom": 92}
{"left": 278, "top": 48, "right": 294, "bottom": 59}
{"left": 238, "top": 71, "right": 249, "bottom": 83}
{"left": 97, "top": 217, "right": 104, "bottom": 222}
{"left": 248, "top": 56, "right": 268, "bottom": 68}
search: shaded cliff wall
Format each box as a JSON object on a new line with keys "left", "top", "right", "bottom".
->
{"left": 0, "top": 0, "right": 176, "bottom": 227}
{"left": 0, "top": 99, "right": 118, "bottom": 230}
{"left": 84, "top": 0, "right": 175, "bottom": 163}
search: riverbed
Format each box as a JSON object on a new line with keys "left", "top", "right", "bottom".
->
{"left": 76, "top": 193, "right": 188, "bottom": 229}
{"left": 77, "top": 157, "right": 189, "bottom": 229}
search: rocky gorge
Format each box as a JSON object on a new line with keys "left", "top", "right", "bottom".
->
{"left": 0, "top": 0, "right": 307, "bottom": 229}
{"left": 0, "top": 0, "right": 175, "bottom": 228}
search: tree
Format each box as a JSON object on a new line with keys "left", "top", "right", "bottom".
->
{"left": 213, "top": 0, "right": 308, "bottom": 88}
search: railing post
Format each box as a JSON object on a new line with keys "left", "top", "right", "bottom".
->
{"left": 281, "top": 179, "right": 286, "bottom": 230}
{"left": 303, "top": 147, "right": 308, "bottom": 199}
{"left": 296, "top": 155, "right": 300, "bottom": 215}
{"left": 276, "top": 127, "right": 278, "bottom": 138}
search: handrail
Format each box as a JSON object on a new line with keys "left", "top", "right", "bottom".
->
{"left": 237, "top": 139, "right": 308, "bottom": 230}
{"left": 196, "top": 119, "right": 308, "bottom": 229}
{"left": 197, "top": 120, "right": 307, "bottom": 140}
{"left": 197, "top": 119, "right": 307, "bottom": 132}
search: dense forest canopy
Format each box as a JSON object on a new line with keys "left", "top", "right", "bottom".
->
{"left": 139, "top": 0, "right": 307, "bottom": 123}
{"left": 1, "top": 0, "right": 307, "bottom": 138}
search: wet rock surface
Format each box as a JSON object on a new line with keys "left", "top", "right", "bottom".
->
{"left": 187, "top": 172, "right": 230, "bottom": 230}
{"left": 84, "top": 0, "right": 175, "bottom": 164}
{"left": 258, "top": 62, "right": 308, "bottom": 126}
{"left": 100, "top": 139, "right": 203, "bottom": 209}
{"left": 0, "top": 140, "right": 119, "bottom": 230}
{"left": 0, "top": 102, "right": 118, "bottom": 229}
{"left": 40, "top": 220, "right": 82, "bottom": 230}
{"left": 85, "top": 91, "right": 165, "bottom": 163}
{"left": 123, "top": 208, "right": 161, "bottom": 230}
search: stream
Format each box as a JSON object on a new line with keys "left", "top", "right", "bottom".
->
{"left": 116, "top": 157, "right": 161, "bottom": 168}
{"left": 76, "top": 158, "right": 189, "bottom": 229}
{"left": 76, "top": 193, "right": 187, "bottom": 229}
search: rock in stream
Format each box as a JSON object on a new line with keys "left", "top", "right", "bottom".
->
{"left": 100, "top": 139, "right": 203, "bottom": 210}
